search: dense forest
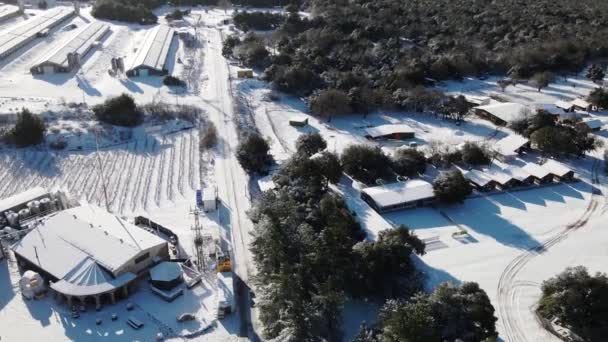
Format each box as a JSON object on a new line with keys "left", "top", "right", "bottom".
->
{"left": 225, "top": 0, "right": 608, "bottom": 111}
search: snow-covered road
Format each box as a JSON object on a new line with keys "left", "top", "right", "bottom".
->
{"left": 201, "top": 25, "right": 257, "bottom": 340}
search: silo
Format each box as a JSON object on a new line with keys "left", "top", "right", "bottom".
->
{"left": 111, "top": 57, "right": 118, "bottom": 71}
{"left": 116, "top": 57, "right": 125, "bottom": 73}
{"left": 27, "top": 201, "right": 40, "bottom": 214}
{"left": 18, "top": 208, "right": 30, "bottom": 220}
{"left": 39, "top": 197, "right": 51, "bottom": 212}
{"left": 6, "top": 212, "right": 19, "bottom": 226}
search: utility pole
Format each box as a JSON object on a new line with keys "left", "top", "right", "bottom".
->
{"left": 94, "top": 129, "right": 111, "bottom": 212}
{"left": 190, "top": 207, "right": 205, "bottom": 271}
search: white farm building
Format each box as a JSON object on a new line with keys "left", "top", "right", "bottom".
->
{"left": 361, "top": 179, "right": 435, "bottom": 213}
{"left": 126, "top": 24, "right": 176, "bottom": 77}
{"left": 0, "top": 4, "right": 21, "bottom": 23}
{"left": 0, "top": 7, "right": 75, "bottom": 60}
{"left": 12, "top": 204, "right": 169, "bottom": 308}
{"left": 30, "top": 22, "right": 110, "bottom": 74}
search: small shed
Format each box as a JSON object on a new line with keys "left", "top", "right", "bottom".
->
{"left": 555, "top": 100, "right": 575, "bottom": 112}
{"left": 289, "top": 117, "right": 308, "bottom": 127}
{"left": 202, "top": 186, "right": 217, "bottom": 212}
{"left": 237, "top": 69, "right": 253, "bottom": 78}
{"left": 20, "top": 270, "right": 45, "bottom": 300}
{"left": 365, "top": 124, "right": 415, "bottom": 140}
{"left": 571, "top": 98, "right": 593, "bottom": 112}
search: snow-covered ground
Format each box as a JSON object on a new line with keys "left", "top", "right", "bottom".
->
{"left": 0, "top": 6, "right": 246, "bottom": 342}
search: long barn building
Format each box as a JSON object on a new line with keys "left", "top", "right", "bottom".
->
{"left": 30, "top": 21, "right": 110, "bottom": 74}
{"left": 126, "top": 24, "right": 176, "bottom": 77}
{"left": 0, "top": 4, "right": 22, "bottom": 23}
{"left": 0, "top": 7, "right": 75, "bottom": 60}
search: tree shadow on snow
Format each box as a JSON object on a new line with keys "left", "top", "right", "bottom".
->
{"left": 412, "top": 255, "right": 461, "bottom": 291}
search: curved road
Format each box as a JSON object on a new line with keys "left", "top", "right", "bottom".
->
{"left": 497, "top": 161, "right": 603, "bottom": 342}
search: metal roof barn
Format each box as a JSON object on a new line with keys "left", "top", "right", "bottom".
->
{"left": 127, "top": 24, "right": 176, "bottom": 77}
{"left": 30, "top": 21, "right": 110, "bottom": 74}
{"left": 0, "top": 7, "right": 75, "bottom": 60}
{"left": 0, "top": 4, "right": 21, "bottom": 23}
{"left": 365, "top": 124, "right": 415, "bottom": 140}
{"left": 361, "top": 179, "right": 435, "bottom": 212}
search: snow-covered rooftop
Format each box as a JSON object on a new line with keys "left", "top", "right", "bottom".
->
{"left": 535, "top": 103, "right": 564, "bottom": 116}
{"left": 50, "top": 257, "right": 135, "bottom": 297}
{"left": 486, "top": 167, "right": 514, "bottom": 185}
{"left": 257, "top": 174, "right": 276, "bottom": 192}
{"left": 12, "top": 204, "right": 166, "bottom": 279}
{"left": 494, "top": 134, "right": 529, "bottom": 157}
{"left": 0, "top": 7, "right": 74, "bottom": 59}
{"left": 475, "top": 102, "right": 529, "bottom": 123}
{"left": 464, "top": 169, "right": 494, "bottom": 187}
{"left": 365, "top": 124, "right": 415, "bottom": 139}
{"left": 0, "top": 186, "right": 48, "bottom": 213}
{"left": 0, "top": 4, "right": 19, "bottom": 20}
{"left": 522, "top": 163, "right": 551, "bottom": 179}
{"left": 362, "top": 179, "right": 434, "bottom": 208}
{"left": 149, "top": 261, "right": 182, "bottom": 282}
{"left": 541, "top": 159, "right": 573, "bottom": 177}
{"left": 502, "top": 165, "right": 533, "bottom": 182}
{"left": 571, "top": 98, "right": 591, "bottom": 109}
{"left": 555, "top": 100, "right": 574, "bottom": 110}
{"left": 35, "top": 21, "right": 109, "bottom": 69}
{"left": 129, "top": 24, "right": 175, "bottom": 72}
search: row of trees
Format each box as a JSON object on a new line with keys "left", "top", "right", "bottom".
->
{"left": 233, "top": 11, "right": 285, "bottom": 31}
{"left": 91, "top": 0, "right": 158, "bottom": 24}
{"left": 250, "top": 133, "right": 428, "bottom": 340}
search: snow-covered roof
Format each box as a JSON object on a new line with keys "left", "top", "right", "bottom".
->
{"left": 555, "top": 100, "right": 574, "bottom": 110}
{"left": 535, "top": 103, "right": 564, "bottom": 115}
{"left": 149, "top": 261, "right": 182, "bottom": 282}
{"left": 463, "top": 169, "right": 494, "bottom": 187}
{"left": 522, "top": 163, "right": 551, "bottom": 179}
{"left": 129, "top": 25, "right": 175, "bottom": 72}
{"left": 0, "top": 187, "right": 48, "bottom": 213}
{"left": 34, "top": 22, "right": 109, "bottom": 69}
{"left": 572, "top": 98, "right": 591, "bottom": 109}
{"left": 502, "top": 166, "right": 533, "bottom": 182}
{"left": 365, "top": 124, "right": 415, "bottom": 139}
{"left": 475, "top": 102, "right": 529, "bottom": 123}
{"left": 50, "top": 257, "right": 135, "bottom": 296}
{"left": 0, "top": 4, "right": 19, "bottom": 20}
{"left": 257, "top": 174, "right": 276, "bottom": 192}
{"left": 12, "top": 204, "right": 166, "bottom": 279}
{"left": 494, "top": 135, "right": 529, "bottom": 157}
{"left": 583, "top": 119, "right": 603, "bottom": 130}
{"left": 541, "top": 159, "right": 572, "bottom": 177}
{"left": 486, "top": 168, "right": 514, "bottom": 185}
{"left": 0, "top": 8, "right": 75, "bottom": 59}
{"left": 362, "top": 179, "right": 434, "bottom": 208}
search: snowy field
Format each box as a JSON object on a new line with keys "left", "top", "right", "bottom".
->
{"left": 0, "top": 127, "right": 200, "bottom": 215}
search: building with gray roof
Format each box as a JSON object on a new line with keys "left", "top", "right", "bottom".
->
{"left": 30, "top": 21, "right": 109, "bottom": 74}
{"left": 126, "top": 24, "right": 176, "bottom": 77}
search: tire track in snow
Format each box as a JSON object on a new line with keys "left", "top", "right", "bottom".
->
{"left": 166, "top": 135, "right": 177, "bottom": 201}
{"left": 497, "top": 161, "right": 601, "bottom": 342}
{"left": 154, "top": 137, "right": 167, "bottom": 206}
